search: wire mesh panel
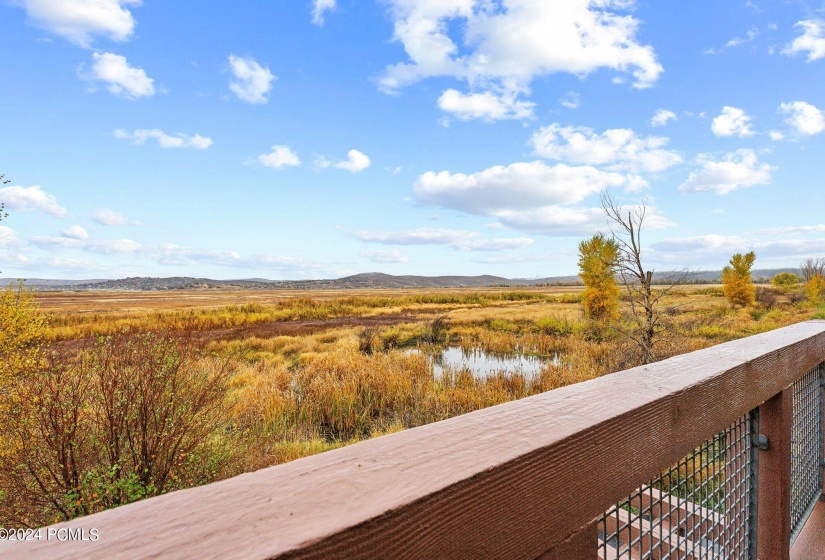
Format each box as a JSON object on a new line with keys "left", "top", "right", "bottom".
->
{"left": 597, "top": 413, "right": 756, "bottom": 559}
{"left": 790, "top": 364, "right": 824, "bottom": 539}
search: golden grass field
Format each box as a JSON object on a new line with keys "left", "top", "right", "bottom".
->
{"left": 3, "top": 283, "right": 821, "bottom": 526}
{"left": 35, "top": 284, "right": 821, "bottom": 457}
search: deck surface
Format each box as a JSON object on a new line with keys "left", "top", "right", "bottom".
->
{"left": 791, "top": 496, "right": 825, "bottom": 560}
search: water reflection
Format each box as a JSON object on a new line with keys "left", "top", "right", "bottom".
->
{"left": 409, "top": 346, "right": 556, "bottom": 379}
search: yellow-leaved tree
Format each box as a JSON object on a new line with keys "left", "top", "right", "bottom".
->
{"left": 0, "top": 284, "right": 47, "bottom": 389}
{"left": 578, "top": 234, "right": 620, "bottom": 322}
{"left": 805, "top": 274, "right": 825, "bottom": 305}
{"left": 722, "top": 251, "right": 756, "bottom": 307}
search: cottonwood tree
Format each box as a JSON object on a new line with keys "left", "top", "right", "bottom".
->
{"left": 601, "top": 192, "right": 687, "bottom": 364}
{"left": 578, "top": 234, "right": 620, "bottom": 322}
{"left": 771, "top": 272, "right": 798, "bottom": 293}
{"left": 722, "top": 252, "right": 756, "bottom": 307}
{"left": 805, "top": 275, "right": 825, "bottom": 305}
{"left": 800, "top": 258, "right": 825, "bottom": 283}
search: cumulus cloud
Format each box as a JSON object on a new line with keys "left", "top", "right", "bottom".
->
{"left": 61, "top": 225, "right": 89, "bottom": 240}
{"left": 409, "top": 160, "right": 667, "bottom": 235}
{"left": 437, "top": 89, "right": 535, "bottom": 121}
{"left": 333, "top": 149, "right": 371, "bottom": 172}
{"left": 414, "top": 161, "right": 633, "bottom": 215}
{"left": 355, "top": 228, "right": 532, "bottom": 251}
{"left": 360, "top": 249, "right": 409, "bottom": 264}
{"left": 530, "top": 124, "right": 682, "bottom": 173}
{"left": 114, "top": 128, "right": 213, "bottom": 149}
{"left": 92, "top": 208, "right": 142, "bottom": 226}
{"left": 768, "top": 130, "right": 785, "bottom": 141}
{"left": 0, "top": 226, "right": 21, "bottom": 248}
{"left": 15, "top": 0, "right": 140, "bottom": 48}
{"left": 254, "top": 145, "right": 301, "bottom": 169}
{"left": 650, "top": 109, "right": 677, "bottom": 127}
{"left": 82, "top": 52, "right": 155, "bottom": 99}
{"left": 678, "top": 149, "right": 775, "bottom": 195}
{"left": 782, "top": 20, "right": 825, "bottom": 62}
{"left": 311, "top": 0, "right": 336, "bottom": 26}
{"left": 228, "top": 55, "right": 275, "bottom": 104}
{"left": 379, "top": 0, "right": 662, "bottom": 120}
{"left": 711, "top": 106, "right": 755, "bottom": 137}
{"left": 780, "top": 101, "right": 825, "bottom": 135}
{"left": 0, "top": 185, "right": 68, "bottom": 216}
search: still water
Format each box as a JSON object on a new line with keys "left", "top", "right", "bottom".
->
{"left": 409, "top": 346, "right": 556, "bottom": 379}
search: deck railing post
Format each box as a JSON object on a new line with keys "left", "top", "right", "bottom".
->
{"left": 756, "top": 387, "right": 793, "bottom": 560}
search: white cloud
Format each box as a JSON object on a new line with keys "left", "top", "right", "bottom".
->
{"left": 493, "top": 203, "right": 673, "bottom": 235}
{"left": 92, "top": 208, "right": 142, "bottom": 226}
{"left": 228, "top": 55, "right": 275, "bottom": 104}
{"left": 31, "top": 235, "right": 85, "bottom": 249}
{"left": 114, "top": 128, "right": 213, "bottom": 149}
{"left": 379, "top": 0, "right": 662, "bottom": 120}
{"left": 437, "top": 89, "right": 535, "bottom": 121}
{"left": 334, "top": 149, "right": 371, "bottom": 172}
{"left": 360, "top": 249, "right": 409, "bottom": 264}
{"left": 317, "top": 150, "right": 372, "bottom": 172}
{"left": 82, "top": 52, "right": 155, "bottom": 99}
{"left": 758, "top": 224, "right": 825, "bottom": 234}
{"left": 678, "top": 149, "right": 775, "bottom": 195}
{"left": 409, "top": 160, "right": 665, "bottom": 236}
{"left": 650, "top": 108, "right": 677, "bottom": 127}
{"left": 782, "top": 20, "right": 825, "bottom": 62}
{"left": 559, "top": 91, "right": 580, "bottom": 110}
{"left": 0, "top": 226, "right": 21, "bottom": 248}
{"left": 414, "top": 161, "right": 632, "bottom": 215}
{"left": 86, "top": 238, "right": 143, "bottom": 254}
{"left": 0, "top": 185, "right": 68, "bottom": 216}
{"left": 15, "top": 0, "right": 140, "bottom": 48}
{"left": 651, "top": 233, "right": 825, "bottom": 265}
{"left": 726, "top": 28, "right": 758, "bottom": 48}
{"left": 61, "top": 225, "right": 89, "bottom": 240}
{"left": 255, "top": 145, "right": 301, "bottom": 169}
{"left": 768, "top": 130, "right": 785, "bottom": 141}
{"left": 530, "top": 124, "right": 682, "bottom": 173}
{"left": 356, "top": 228, "right": 478, "bottom": 246}
{"left": 355, "top": 228, "right": 532, "bottom": 251}
{"left": 780, "top": 101, "right": 825, "bottom": 135}
{"left": 311, "top": 0, "right": 336, "bottom": 26}
{"left": 711, "top": 106, "right": 755, "bottom": 137}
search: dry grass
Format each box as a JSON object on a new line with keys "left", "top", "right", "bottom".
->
{"left": 28, "top": 284, "right": 825, "bottom": 474}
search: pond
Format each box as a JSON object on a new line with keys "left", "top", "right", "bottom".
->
{"left": 409, "top": 346, "right": 558, "bottom": 379}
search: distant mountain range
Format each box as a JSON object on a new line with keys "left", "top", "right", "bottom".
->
{"left": 0, "top": 269, "right": 804, "bottom": 291}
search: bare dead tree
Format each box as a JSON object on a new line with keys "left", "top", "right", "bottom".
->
{"left": 601, "top": 192, "right": 689, "bottom": 364}
{"left": 799, "top": 258, "right": 825, "bottom": 282}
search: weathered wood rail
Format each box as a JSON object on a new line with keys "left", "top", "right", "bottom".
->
{"left": 3, "top": 321, "right": 825, "bottom": 559}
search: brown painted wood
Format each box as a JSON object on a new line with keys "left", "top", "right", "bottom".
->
{"left": 3, "top": 321, "right": 825, "bottom": 560}
{"left": 538, "top": 519, "right": 597, "bottom": 559}
{"left": 757, "top": 388, "right": 794, "bottom": 560}
{"left": 790, "top": 496, "right": 825, "bottom": 560}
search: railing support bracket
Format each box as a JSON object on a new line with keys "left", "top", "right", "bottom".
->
{"left": 753, "top": 433, "right": 769, "bottom": 450}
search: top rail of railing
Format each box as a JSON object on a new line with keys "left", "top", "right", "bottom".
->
{"left": 5, "top": 320, "right": 825, "bottom": 560}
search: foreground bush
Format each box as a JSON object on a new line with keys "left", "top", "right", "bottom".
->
{"left": 0, "top": 330, "right": 233, "bottom": 528}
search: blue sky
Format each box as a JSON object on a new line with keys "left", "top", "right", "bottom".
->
{"left": 1, "top": 0, "right": 825, "bottom": 280}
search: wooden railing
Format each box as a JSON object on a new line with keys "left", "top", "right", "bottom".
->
{"left": 3, "top": 321, "right": 825, "bottom": 559}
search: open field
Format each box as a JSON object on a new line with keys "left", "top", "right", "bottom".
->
{"left": 2, "top": 284, "right": 823, "bottom": 527}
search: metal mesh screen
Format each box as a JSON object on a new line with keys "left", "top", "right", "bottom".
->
{"left": 790, "top": 364, "right": 824, "bottom": 539}
{"left": 597, "top": 413, "right": 755, "bottom": 559}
